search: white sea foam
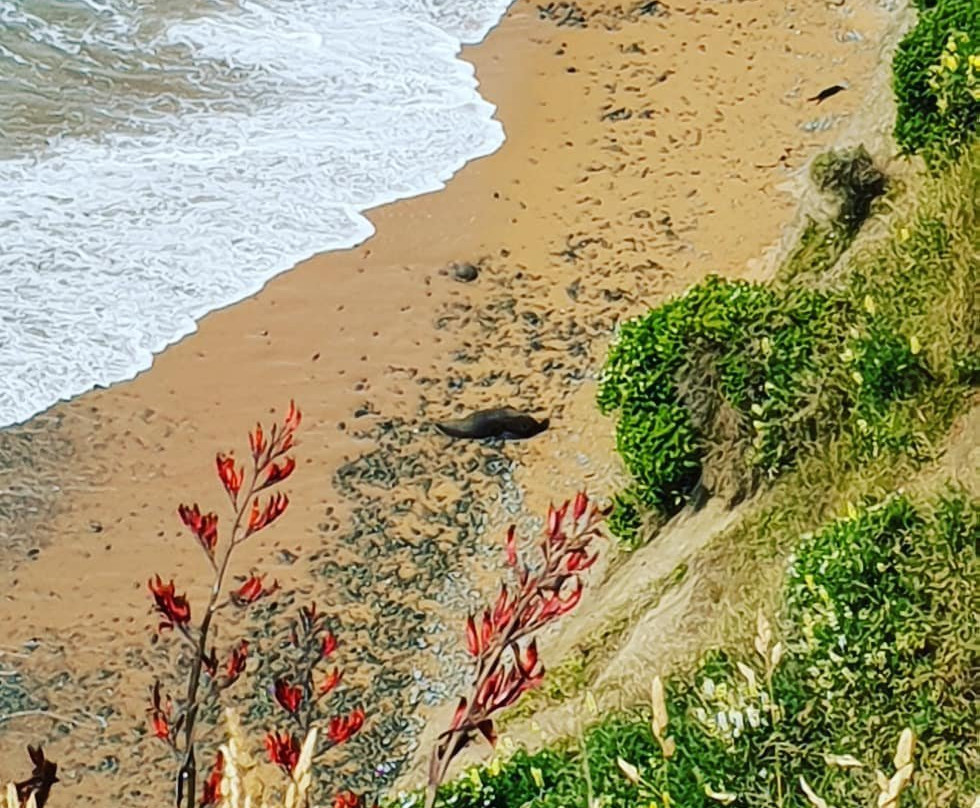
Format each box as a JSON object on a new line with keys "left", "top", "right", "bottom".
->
{"left": 0, "top": 0, "right": 511, "bottom": 427}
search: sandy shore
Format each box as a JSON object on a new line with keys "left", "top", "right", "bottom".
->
{"left": 0, "top": 0, "right": 897, "bottom": 802}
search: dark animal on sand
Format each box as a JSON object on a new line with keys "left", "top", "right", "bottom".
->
{"left": 435, "top": 408, "right": 549, "bottom": 440}
{"left": 807, "top": 84, "right": 847, "bottom": 103}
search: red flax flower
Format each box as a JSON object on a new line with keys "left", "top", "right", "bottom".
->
{"left": 177, "top": 504, "right": 219, "bottom": 558}
{"left": 216, "top": 453, "right": 244, "bottom": 502}
{"left": 321, "top": 631, "right": 338, "bottom": 658}
{"left": 261, "top": 457, "right": 296, "bottom": 489}
{"left": 504, "top": 525, "right": 518, "bottom": 567}
{"left": 249, "top": 422, "right": 267, "bottom": 462}
{"left": 200, "top": 751, "right": 224, "bottom": 806}
{"left": 265, "top": 732, "right": 301, "bottom": 775}
{"left": 149, "top": 403, "right": 303, "bottom": 808}
{"left": 225, "top": 640, "right": 249, "bottom": 684}
{"left": 284, "top": 400, "right": 301, "bottom": 431}
{"left": 148, "top": 575, "right": 191, "bottom": 631}
{"left": 232, "top": 573, "right": 278, "bottom": 606}
{"left": 333, "top": 793, "right": 361, "bottom": 808}
{"left": 274, "top": 678, "right": 303, "bottom": 715}
{"left": 148, "top": 682, "right": 173, "bottom": 742}
{"left": 318, "top": 667, "right": 342, "bottom": 697}
{"left": 282, "top": 400, "right": 301, "bottom": 447}
{"left": 327, "top": 707, "right": 365, "bottom": 744}
{"left": 246, "top": 492, "right": 289, "bottom": 537}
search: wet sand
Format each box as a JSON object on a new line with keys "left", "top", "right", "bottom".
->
{"left": 0, "top": 0, "right": 897, "bottom": 802}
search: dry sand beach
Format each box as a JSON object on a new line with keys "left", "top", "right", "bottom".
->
{"left": 0, "top": 0, "right": 899, "bottom": 802}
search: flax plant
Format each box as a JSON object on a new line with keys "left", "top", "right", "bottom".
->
{"left": 425, "top": 493, "right": 604, "bottom": 806}
{"left": 147, "top": 403, "right": 301, "bottom": 807}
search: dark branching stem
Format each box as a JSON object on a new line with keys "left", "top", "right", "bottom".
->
{"left": 425, "top": 497, "right": 602, "bottom": 807}
{"left": 175, "top": 455, "right": 259, "bottom": 807}
{"left": 174, "top": 420, "right": 293, "bottom": 808}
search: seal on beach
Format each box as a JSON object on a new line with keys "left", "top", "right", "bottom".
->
{"left": 435, "top": 407, "right": 549, "bottom": 440}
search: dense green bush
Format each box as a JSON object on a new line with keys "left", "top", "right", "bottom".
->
{"left": 774, "top": 493, "right": 979, "bottom": 806}
{"left": 893, "top": 0, "right": 979, "bottom": 163}
{"left": 598, "top": 278, "right": 831, "bottom": 538}
{"left": 597, "top": 274, "right": 933, "bottom": 544}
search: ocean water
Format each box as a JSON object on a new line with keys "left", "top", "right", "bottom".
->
{"left": 0, "top": 0, "right": 511, "bottom": 427}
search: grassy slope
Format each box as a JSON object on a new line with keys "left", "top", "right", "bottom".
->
{"left": 390, "top": 3, "right": 979, "bottom": 804}
{"left": 396, "top": 140, "right": 978, "bottom": 808}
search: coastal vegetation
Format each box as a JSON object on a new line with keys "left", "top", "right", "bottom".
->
{"left": 598, "top": 139, "right": 969, "bottom": 547}
{"left": 893, "top": 0, "right": 978, "bottom": 166}
{"left": 599, "top": 0, "right": 978, "bottom": 546}
{"left": 397, "top": 491, "right": 976, "bottom": 808}
{"left": 394, "top": 137, "right": 977, "bottom": 808}
{"left": 392, "top": 0, "right": 979, "bottom": 804}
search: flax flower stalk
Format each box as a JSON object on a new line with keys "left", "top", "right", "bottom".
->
{"left": 425, "top": 492, "right": 604, "bottom": 806}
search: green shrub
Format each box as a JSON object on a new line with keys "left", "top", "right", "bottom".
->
{"left": 775, "top": 493, "right": 979, "bottom": 806}
{"left": 596, "top": 274, "right": 936, "bottom": 543}
{"left": 852, "top": 321, "right": 932, "bottom": 415}
{"left": 598, "top": 142, "right": 979, "bottom": 546}
{"left": 615, "top": 400, "right": 702, "bottom": 515}
{"left": 893, "top": 0, "right": 979, "bottom": 163}
{"left": 606, "top": 489, "right": 646, "bottom": 548}
{"left": 399, "top": 492, "right": 977, "bottom": 808}
{"left": 598, "top": 279, "right": 835, "bottom": 534}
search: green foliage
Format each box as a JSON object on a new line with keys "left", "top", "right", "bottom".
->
{"left": 606, "top": 489, "right": 645, "bottom": 549}
{"left": 598, "top": 277, "right": 848, "bottom": 542}
{"left": 852, "top": 321, "right": 931, "bottom": 415}
{"left": 893, "top": 0, "right": 979, "bottom": 164}
{"left": 774, "top": 493, "right": 979, "bottom": 806}
{"left": 599, "top": 137, "right": 977, "bottom": 546}
{"left": 596, "top": 271, "right": 937, "bottom": 544}
{"left": 615, "top": 400, "right": 702, "bottom": 516}
{"left": 395, "top": 492, "right": 978, "bottom": 808}
{"left": 777, "top": 218, "right": 848, "bottom": 285}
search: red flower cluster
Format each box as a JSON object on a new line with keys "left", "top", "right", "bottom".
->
{"left": 232, "top": 573, "right": 279, "bottom": 606}
{"left": 246, "top": 492, "right": 289, "bottom": 537}
{"left": 226, "top": 640, "right": 249, "bottom": 683}
{"left": 200, "top": 752, "right": 224, "bottom": 806}
{"left": 148, "top": 575, "right": 191, "bottom": 632}
{"left": 427, "top": 492, "right": 604, "bottom": 804}
{"left": 327, "top": 708, "right": 365, "bottom": 745}
{"left": 274, "top": 678, "right": 303, "bottom": 715}
{"left": 216, "top": 453, "right": 244, "bottom": 503}
{"left": 265, "top": 601, "right": 364, "bottom": 784}
{"left": 204, "top": 640, "right": 250, "bottom": 684}
{"left": 466, "top": 641, "right": 543, "bottom": 722}
{"left": 148, "top": 682, "right": 173, "bottom": 742}
{"left": 147, "top": 403, "right": 301, "bottom": 808}
{"left": 249, "top": 400, "right": 301, "bottom": 463}
{"left": 177, "top": 503, "right": 219, "bottom": 558}
{"left": 262, "top": 457, "right": 296, "bottom": 489}
{"left": 265, "top": 731, "right": 301, "bottom": 775}
{"left": 333, "top": 792, "right": 361, "bottom": 808}
{"left": 318, "top": 667, "right": 342, "bottom": 696}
